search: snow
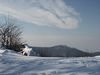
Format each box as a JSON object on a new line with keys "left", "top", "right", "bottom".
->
{"left": 0, "top": 49, "right": 6, "bottom": 56}
{"left": 0, "top": 49, "right": 100, "bottom": 75}
{"left": 95, "top": 55, "right": 100, "bottom": 58}
{"left": 0, "top": 49, "right": 5, "bottom": 54}
{"left": 22, "top": 45, "right": 32, "bottom": 56}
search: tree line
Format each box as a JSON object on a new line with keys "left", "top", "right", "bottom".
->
{"left": 0, "top": 16, "right": 23, "bottom": 51}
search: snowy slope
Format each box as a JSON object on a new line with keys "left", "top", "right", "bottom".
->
{"left": 0, "top": 49, "right": 100, "bottom": 75}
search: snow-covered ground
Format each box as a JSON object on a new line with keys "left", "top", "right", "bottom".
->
{"left": 0, "top": 49, "right": 100, "bottom": 75}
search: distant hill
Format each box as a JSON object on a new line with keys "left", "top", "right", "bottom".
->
{"left": 31, "top": 45, "right": 93, "bottom": 57}
{"left": 91, "top": 52, "right": 100, "bottom": 56}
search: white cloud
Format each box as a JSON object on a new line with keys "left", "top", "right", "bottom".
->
{"left": 0, "top": 0, "right": 80, "bottom": 29}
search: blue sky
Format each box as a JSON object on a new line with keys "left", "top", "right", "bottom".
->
{"left": 0, "top": 0, "right": 100, "bottom": 52}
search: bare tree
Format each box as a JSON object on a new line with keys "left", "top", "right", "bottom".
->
{"left": 0, "top": 17, "right": 23, "bottom": 51}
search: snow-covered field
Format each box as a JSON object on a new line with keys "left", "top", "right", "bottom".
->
{"left": 0, "top": 49, "right": 100, "bottom": 75}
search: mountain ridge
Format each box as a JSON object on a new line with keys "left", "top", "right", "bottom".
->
{"left": 30, "top": 45, "right": 95, "bottom": 57}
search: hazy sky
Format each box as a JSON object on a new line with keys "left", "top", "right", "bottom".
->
{"left": 0, "top": 0, "right": 100, "bottom": 52}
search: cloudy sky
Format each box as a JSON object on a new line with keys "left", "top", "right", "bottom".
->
{"left": 0, "top": 0, "right": 100, "bottom": 52}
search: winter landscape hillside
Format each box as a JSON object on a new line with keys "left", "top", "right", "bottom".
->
{"left": 0, "top": 0, "right": 100, "bottom": 75}
{"left": 0, "top": 49, "right": 100, "bottom": 75}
